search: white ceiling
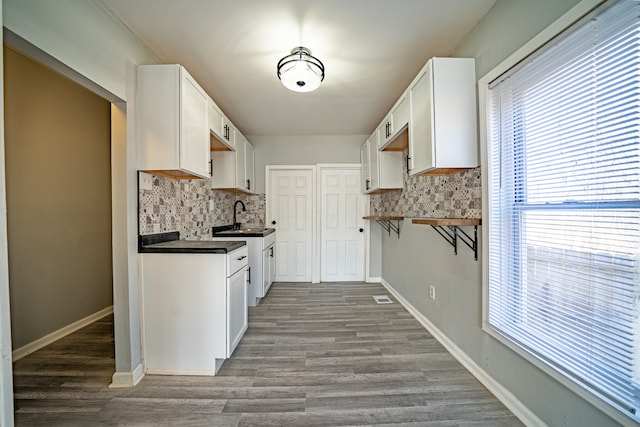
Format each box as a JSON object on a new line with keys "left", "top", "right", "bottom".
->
{"left": 101, "top": 0, "right": 495, "bottom": 136}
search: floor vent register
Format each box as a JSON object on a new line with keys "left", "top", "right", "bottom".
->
{"left": 373, "top": 295, "right": 393, "bottom": 304}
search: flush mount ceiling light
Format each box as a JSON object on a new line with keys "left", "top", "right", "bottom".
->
{"left": 277, "top": 46, "right": 325, "bottom": 92}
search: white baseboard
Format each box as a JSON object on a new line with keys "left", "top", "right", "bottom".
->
{"left": 109, "top": 363, "right": 144, "bottom": 388}
{"left": 12, "top": 305, "right": 114, "bottom": 361}
{"left": 366, "top": 276, "right": 382, "bottom": 283}
{"left": 380, "top": 279, "right": 547, "bottom": 427}
{"left": 144, "top": 367, "right": 217, "bottom": 376}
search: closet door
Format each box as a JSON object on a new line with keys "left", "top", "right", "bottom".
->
{"left": 320, "top": 166, "right": 365, "bottom": 282}
{"left": 266, "top": 167, "right": 315, "bottom": 282}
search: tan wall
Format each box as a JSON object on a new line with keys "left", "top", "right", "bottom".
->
{"left": 4, "top": 46, "right": 113, "bottom": 349}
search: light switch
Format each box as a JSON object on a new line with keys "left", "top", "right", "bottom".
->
{"left": 209, "top": 200, "right": 215, "bottom": 211}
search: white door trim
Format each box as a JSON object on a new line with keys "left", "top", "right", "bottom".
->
{"left": 265, "top": 165, "right": 317, "bottom": 283}
{"left": 316, "top": 164, "right": 364, "bottom": 282}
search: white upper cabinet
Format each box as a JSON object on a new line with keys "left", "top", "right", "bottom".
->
{"left": 360, "top": 139, "right": 371, "bottom": 193}
{"left": 245, "top": 141, "right": 255, "bottom": 193}
{"left": 361, "top": 129, "right": 403, "bottom": 194}
{"left": 209, "top": 98, "right": 239, "bottom": 152}
{"left": 137, "top": 64, "right": 210, "bottom": 179}
{"left": 408, "top": 57, "right": 477, "bottom": 176}
{"left": 211, "top": 132, "right": 255, "bottom": 194}
{"left": 234, "top": 133, "right": 246, "bottom": 190}
{"left": 378, "top": 94, "right": 409, "bottom": 150}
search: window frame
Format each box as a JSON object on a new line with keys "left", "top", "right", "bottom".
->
{"left": 479, "top": 0, "right": 639, "bottom": 424}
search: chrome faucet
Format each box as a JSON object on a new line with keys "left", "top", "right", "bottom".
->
{"left": 232, "top": 200, "right": 246, "bottom": 230}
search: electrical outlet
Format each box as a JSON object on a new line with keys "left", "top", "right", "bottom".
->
{"left": 429, "top": 284, "right": 436, "bottom": 300}
{"left": 209, "top": 199, "right": 215, "bottom": 211}
{"left": 139, "top": 172, "right": 153, "bottom": 191}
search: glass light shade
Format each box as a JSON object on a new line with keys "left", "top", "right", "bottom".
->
{"left": 277, "top": 47, "right": 324, "bottom": 93}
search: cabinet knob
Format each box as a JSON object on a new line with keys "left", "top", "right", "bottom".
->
{"left": 271, "top": 220, "right": 276, "bottom": 225}
{"left": 359, "top": 228, "right": 364, "bottom": 233}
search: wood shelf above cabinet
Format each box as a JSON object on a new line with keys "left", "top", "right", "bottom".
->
{"left": 211, "top": 133, "right": 232, "bottom": 152}
{"left": 412, "top": 218, "right": 481, "bottom": 260}
{"left": 364, "top": 216, "right": 404, "bottom": 221}
{"left": 381, "top": 128, "right": 408, "bottom": 152}
{"left": 412, "top": 218, "right": 481, "bottom": 226}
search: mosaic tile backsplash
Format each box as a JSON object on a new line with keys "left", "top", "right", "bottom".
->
{"left": 139, "top": 164, "right": 480, "bottom": 240}
{"left": 139, "top": 174, "right": 266, "bottom": 240}
{"left": 369, "top": 166, "right": 482, "bottom": 219}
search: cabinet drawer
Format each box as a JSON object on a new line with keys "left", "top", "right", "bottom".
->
{"left": 227, "top": 246, "right": 248, "bottom": 276}
{"left": 263, "top": 232, "right": 276, "bottom": 249}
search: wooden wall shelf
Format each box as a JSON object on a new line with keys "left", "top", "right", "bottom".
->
{"left": 363, "top": 216, "right": 404, "bottom": 238}
{"left": 412, "top": 218, "right": 481, "bottom": 260}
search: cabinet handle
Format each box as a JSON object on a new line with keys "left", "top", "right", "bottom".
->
{"left": 237, "top": 255, "right": 247, "bottom": 261}
{"left": 246, "top": 179, "right": 251, "bottom": 190}
{"left": 270, "top": 247, "right": 274, "bottom": 257}
{"left": 247, "top": 267, "right": 251, "bottom": 284}
{"left": 365, "top": 179, "right": 370, "bottom": 191}
{"left": 224, "top": 124, "right": 229, "bottom": 141}
{"left": 406, "top": 155, "right": 411, "bottom": 173}
{"left": 209, "top": 159, "right": 213, "bottom": 177}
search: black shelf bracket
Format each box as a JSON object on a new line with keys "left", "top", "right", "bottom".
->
{"left": 430, "top": 225, "right": 478, "bottom": 261}
{"left": 377, "top": 220, "right": 401, "bottom": 238}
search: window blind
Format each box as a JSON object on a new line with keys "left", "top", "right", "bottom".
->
{"left": 486, "top": 0, "right": 640, "bottom": 421}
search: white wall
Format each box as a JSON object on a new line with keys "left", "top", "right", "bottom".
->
{"left": 3, "top": 0, "right": 159, "bottom": 388}
{"left": 249, "top": 135, "right": 365, "bottom": 193}
{"left": 3, "top": 0, "right": 157, "bottom": 101}
{"left": 0, "top": 2, "right": 16, "bottom": 424}
{"left": 381, "top": 1, "right": 622, "bottom": 426}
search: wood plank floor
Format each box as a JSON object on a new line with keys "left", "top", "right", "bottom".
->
{"left": 13, "top": 282, "right": 524, "bottom": 426}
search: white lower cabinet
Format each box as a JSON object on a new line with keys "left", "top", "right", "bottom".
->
{"left": 263, "top": 241, "right": 275, "bottom": 298}
{"left": 141, "top": 246, "right": 248, "bottom": 375}
{"left": 212, "top": 231, "right": 275, "bottom": 306}
{"left": 226, "top": 263, "right": 248, "bottom": 356}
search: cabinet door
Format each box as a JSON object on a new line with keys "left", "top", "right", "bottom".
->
{"left": 226, "top": 267, "right": 248, "bottom": 357}
{"left": 377, "top": 119, "right": 388, "bottom": 149}
{"left": 208, "top": 100, "right": 225, "bottom": 143}
{"left": 268, "top": 245, "right": 276, "bottom": 291}
{"left": 180, "top": 71, "right": 210, "bottom": 178}
{"left": 235, "top": 134, "right": 246, "bottom": 191}
{"left": 368, "top": 132, "right": 380, "bottom": 191}
{"left": 408, "top": 63, "right": 434, "bottom": 175}
{"left": 390, "top": 95, "right": 408, "bottom": 138}
{"left": 245, "top": 141, "right": 255, "bottom": 193}
{"left": 222, "top": 117, "right": 236, "bottom": 150}
{"left": 360, "top": 140, "right": 371, "bottom": 193}
{"left": 262, "top": 247, "right": 270, "bottom": 298}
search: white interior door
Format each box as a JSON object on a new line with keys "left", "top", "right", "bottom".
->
{"left": 267, "top": 167, "right": 315, "bottom": 282}
{"left": 320, "top": 166, "right": 365, "bottom": 282}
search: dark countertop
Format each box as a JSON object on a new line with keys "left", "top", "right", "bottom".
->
{"left": 139, "top": 231, "right": 246, "bottom": 254}
{"left": 212, "top": 225, "right": 275, "bottom": 238}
